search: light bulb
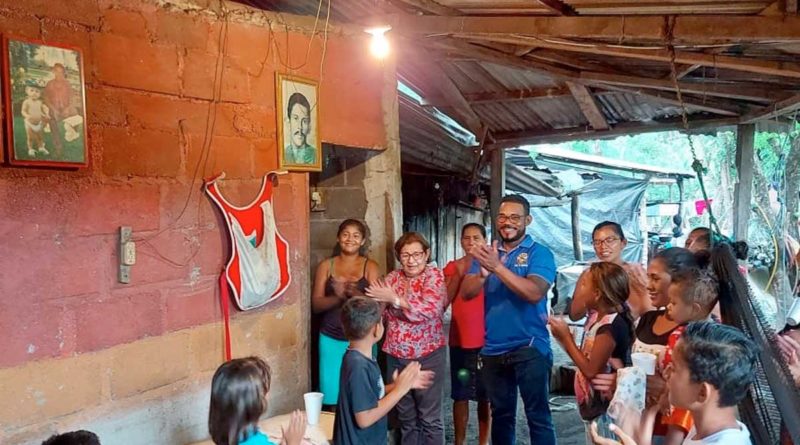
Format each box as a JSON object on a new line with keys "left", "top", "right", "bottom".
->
{"left": 365, "top": 26, "right": 391, "bottom": 60}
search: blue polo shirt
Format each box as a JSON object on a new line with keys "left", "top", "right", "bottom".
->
{"left": 472, "top": 235, "right": 556, "bottom": 357}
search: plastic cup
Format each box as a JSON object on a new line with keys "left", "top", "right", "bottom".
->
{"left": 631, "top": 352, "right": 657, "bottom": 375}
{"left": 304, "top": 392, "right": 324, "bottom": 425}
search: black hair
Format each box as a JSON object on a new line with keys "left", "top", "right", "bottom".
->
{"left": 461, "top": 223, "right": 487, "bottom": 239}
{"left": 42, "top": 431, "right": 101, "bottom": 445}
{"left": 678, "top": 321, "right": 758, "bottom": 407}
{"left": 688, "top": 227, "right": 749, "bottom": 261}
{"left": 209, "top": 357, "right": 271, "bottom": 445}
{"left": 337, "top": 219, "right": 368, "bottom": 238}
{"left": 731, "top": 240, "right": 749, "bottom": 261}
{"left": 499, "top": 194, "right": 530, "bottom": 216}
{"left": 287, "top": 92, "right": 311, "bottom": 117}
{"left": 670, "top": 267, "right": 719, "bottom": 313}
{"left": 709, "top": 243, "right": 752, "bottom": 319}
{"left": 653, "top": 247, "right": 700, "bottom": 275}
{"left": 689, "top": 227, "right": 711, "bottom": 247}
{"left": 341, "top": 297, "right": 382, "bottom": 340}
{"left": 592, "top": 221, "right": 626, "bottom": 241}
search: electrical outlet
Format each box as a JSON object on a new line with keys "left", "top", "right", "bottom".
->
{"left": 122, "top": 241, "right": 136, "bottom": 265}
{"left": 310, "top": 190, "right": 326, "bottom": 212}
{"left": 119, "top": 226, "right": 133, "bottom": 284}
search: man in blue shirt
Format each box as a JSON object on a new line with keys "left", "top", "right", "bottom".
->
{"left": 462, "top": 194, "right": 557, "bottom": 445}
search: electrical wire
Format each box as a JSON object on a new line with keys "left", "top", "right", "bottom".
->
{"left": 132, "top": 0, "right": 231, "bottom": 267}
{"left": 755, "top": 201, "right": 780, "bottom": 292}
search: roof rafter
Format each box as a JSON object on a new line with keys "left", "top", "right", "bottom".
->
{"left": 390, "top": 0, "right": 460, "bottom": 15}
{"left": 421, "top": 87, "right": 570, "bottom": 106}
{"left": 535, "top": 0, "right": 577, "bottom": 16}
{"left": 581, "top": 71, "right": 784, "bottom": 103}
{"left": 447, "top": 33, "right": 800, "bottom": 79}
{"left": 592, "top": 84, "right": 744, "bottom": 116}
{"left": 423, "top": 50, "right": 486, "bottom": 138}
{"left": 394, "top": 15, "right": 800, "bottom": 43}
{"left": 566, "top": 82, "right": 609, "bottom": 130}
{"left": 427, "top": 38, "right": 579, "bottom": 79}
{"left": 488, "top": 117, "right": 739, "bottom": 148}
{"left": 740, "top": 93, "right": 800, "bottom": 123}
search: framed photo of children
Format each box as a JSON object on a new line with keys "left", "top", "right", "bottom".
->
{"left": 276, "top": 73, "right": 321, "bottom": 172}
{"left": 2, "top": 36, "right": 88, "bottom": 168}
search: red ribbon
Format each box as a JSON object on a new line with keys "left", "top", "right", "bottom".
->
{"left": 218, "top": 271, "right": 232, "bottom": 361}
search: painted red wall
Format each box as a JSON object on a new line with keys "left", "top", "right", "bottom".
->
{"left": 0, "top": 0, "right": 387, "bottom": 369}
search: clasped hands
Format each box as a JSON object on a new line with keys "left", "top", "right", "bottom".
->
{"left": 468, "top": 241, "right": 501, "bottom": 277}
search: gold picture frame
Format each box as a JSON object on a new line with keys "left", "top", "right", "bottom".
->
{"left": 276, "top": 73, "right": 321, "bottom": 172}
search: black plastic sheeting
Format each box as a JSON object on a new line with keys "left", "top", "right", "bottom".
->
{"left": 519, "top": 171, "right": 648, "bottom": 267}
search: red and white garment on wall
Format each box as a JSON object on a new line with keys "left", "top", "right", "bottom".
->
{"left": 205, "top": 172, "right": 291, "bottom": 310}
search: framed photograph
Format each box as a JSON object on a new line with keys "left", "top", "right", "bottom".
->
{"left": 276, "top": 73, "right": 321, "bottom": 172}
{"left": 3, "top": 36, "right": 88, "bottom": 168}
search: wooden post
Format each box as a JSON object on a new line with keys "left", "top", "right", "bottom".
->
{"left": 571, "top": 193, "right": 584, "bottom": 261}
{"left": 734, "top": 123, "right": 755, "bottom": 241}
{"left": 490, "top": 147, "right": 506, "bottom": 239}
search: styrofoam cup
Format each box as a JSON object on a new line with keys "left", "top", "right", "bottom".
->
{"left": 304, "top": 392, "right": 324, "bottom": 425}
{"left": 631, "top": 352, "right": 657, "bottom": 375}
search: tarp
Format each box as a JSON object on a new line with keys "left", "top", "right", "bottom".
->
{"left": 514, "top": 166, "right": 648, "bottom": 267}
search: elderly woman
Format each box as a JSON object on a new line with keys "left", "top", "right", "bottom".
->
{"left": 311, "top": 219, "right": 380, "bottom": 409}
{"left": 366, "top": 232, "right": 447, "bottom": 445}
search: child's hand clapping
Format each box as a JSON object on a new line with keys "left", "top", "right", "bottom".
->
{"left": 548, "top": 316, "right": 572, "bottom": 343}
{"left": 280, "top": 410, "right": 306, "bottom": 445}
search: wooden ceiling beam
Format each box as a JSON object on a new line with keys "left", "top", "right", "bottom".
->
{"left": 421, "top": 87, "right": 570, "bottom": 106}
{"left": 536, "top": 0, "right": 577, "bottom": 16}
{"left": 424, "top": 54, "right": 486, "bottom": 138}
{"left": 675, "top": 64, "right": 702, "bottom": 79}
{"left": 391, "top": 0, "right": 460, "bottom": 15}
{"left": 394, "top": 15, "right": 800, "bottom": 43}
{"left": 488, "top": 117, "right": 739, "bottom": 148}
{"left": 566, "top": 82, "right": 610, "bottom": 130}
{"left": 581, "top": 71, "right": 784, "bottom": 103}
{"left": 593, "top": 84, "right": 744, "bottom": 116}
{"left": 740, "top": 93, "right": 800, "bottom": 123}
{"left": 448, "top": 34, "right": 800, "bottom": 79}
{"left": 428, "top": 38, "right": 580, "bottom": 79}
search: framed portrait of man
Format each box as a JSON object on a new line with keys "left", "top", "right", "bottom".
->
{"left": 3, "top": 36, "right": 88, "bottom": 168}
{"left": 276, "top": 73, "right": 321, "bottom": 172}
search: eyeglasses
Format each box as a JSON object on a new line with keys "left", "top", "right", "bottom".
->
{"left": 592, "top": 236, "right": 620, "bottom": 247}
{"left": 400, "top": 251, "right": 426, "bottom": 262}
{"left": 497, "top": 214, "right": 523, "bottom": 224}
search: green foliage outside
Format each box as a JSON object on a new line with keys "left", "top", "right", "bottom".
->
{"left": 543, "top": 123, "right": 800, "bottom": 239}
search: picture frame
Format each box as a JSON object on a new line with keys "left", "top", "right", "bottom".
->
{"left": 276, "top": 73, "right": 321, "bottom": 172}
{"left": 3, "top": 36, "right": 88, "bottom": 168}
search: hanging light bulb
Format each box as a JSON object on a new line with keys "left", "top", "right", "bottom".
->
{"left": 365, "top": 26, "right": 391, "bottom": 59}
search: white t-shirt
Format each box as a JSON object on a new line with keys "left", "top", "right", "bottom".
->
{"left": 683, "top": 421, "right": 752, "bottom": 445}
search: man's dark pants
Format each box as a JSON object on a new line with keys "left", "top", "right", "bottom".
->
{"left": 481, "top": 345, "right": 556, "bottom": 445}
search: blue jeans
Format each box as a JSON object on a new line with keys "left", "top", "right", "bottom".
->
{"left": 481, "top": 346, "right": 555, "bottom": 445}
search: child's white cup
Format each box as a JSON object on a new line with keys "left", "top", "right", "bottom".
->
{"left": 304, "top": 392, "right": 324, "bottom": 425}
{"left": 631, "top": 352, "right": 657, "bottom": 375}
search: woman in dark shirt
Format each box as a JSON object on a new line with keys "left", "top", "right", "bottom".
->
{"left": 311, "top": 219, "right": 379, "bottom": 408}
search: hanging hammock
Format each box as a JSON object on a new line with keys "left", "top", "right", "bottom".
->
{"left": 663, "top": 17, "right": 800, "bottom": 444}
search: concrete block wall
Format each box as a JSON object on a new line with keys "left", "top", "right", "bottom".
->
{"left": 0, "top": 0, "right": 393, "bottom": 443}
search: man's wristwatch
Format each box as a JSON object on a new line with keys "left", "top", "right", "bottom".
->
{"left": 392, "top": 297, "right": 401, "bottom": 308}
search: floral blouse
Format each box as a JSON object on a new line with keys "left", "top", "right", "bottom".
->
{"left": 382, "top": 265, "right": 447, "bottom": 359}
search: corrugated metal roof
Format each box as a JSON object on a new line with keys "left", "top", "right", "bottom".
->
{"left": 234, "top": 0, "right": 797, "bottom": 151}
{"left": 595, "top": 92, "right": 684, "bottom": 123}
